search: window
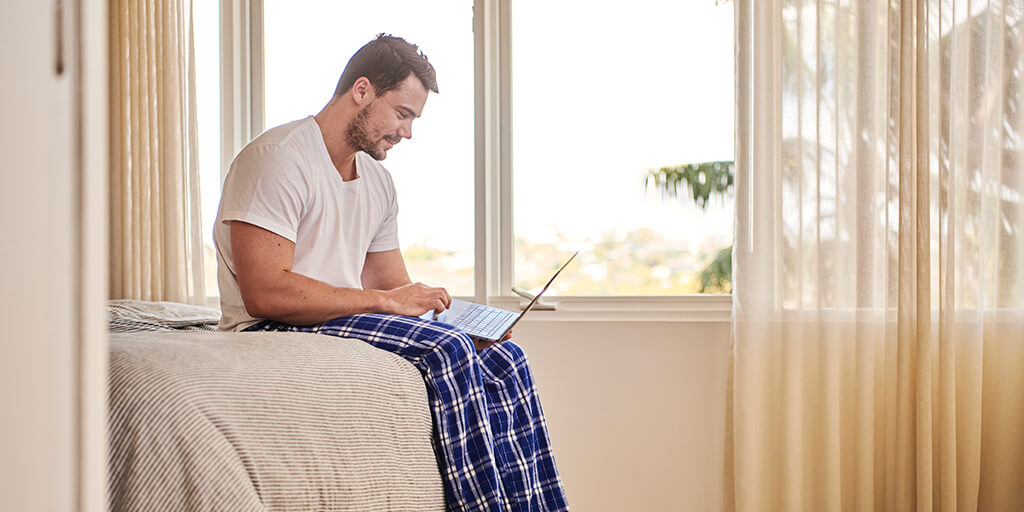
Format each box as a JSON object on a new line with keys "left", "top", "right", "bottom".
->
{"left": 202, "top": 0, "right": 735, "bottom": 310}
{"left": 511, "top": 1, "right": 734, "bottom": 295}
{"left": 262, "top": 0, "right": 476, "bottom": 297}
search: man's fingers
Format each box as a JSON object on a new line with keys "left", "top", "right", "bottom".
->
{"left": 395, "top": 283, "right": 451, "bottom": 317}
{"left": 433, "top": 287, "right": 450, "bottom": 309}
{"left": 471, "top": 336, "right": 496, "bottom": 351}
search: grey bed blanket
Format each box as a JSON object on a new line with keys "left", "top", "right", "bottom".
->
{"left": 108, "top": 330, "right": 446, "bottom": 511}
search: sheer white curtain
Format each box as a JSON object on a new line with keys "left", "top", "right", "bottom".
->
{"left": 109, "top": 0, "right": 205, "bottom": 304}
{"left": 730, "top": 0, "right": 1024, "bottom": 510}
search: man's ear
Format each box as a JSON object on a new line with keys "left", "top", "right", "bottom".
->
{"left": 351, "top": 77, "right": 376, "bottom": 106}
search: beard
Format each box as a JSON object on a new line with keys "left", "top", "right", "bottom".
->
{"left": 345, "top": 103, "right": 388, "bottom": 161}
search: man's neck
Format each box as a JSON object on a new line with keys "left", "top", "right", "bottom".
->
{"left": 313, "top": 108, "right": 359, "bottom": 181}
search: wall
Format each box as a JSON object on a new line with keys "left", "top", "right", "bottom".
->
{"left": 514, "top": 318, "right": 731, "bottom": 511}
{"left": 1, "top": 3, "right": 76, "bottom": 510}
{"left": 0, "top": 3, "right": 107, "bottom": 511}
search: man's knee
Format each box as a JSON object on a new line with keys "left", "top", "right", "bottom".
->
{"left": 478, "top": 341, "right": 530, "bottom": 381}
{"left": 492, "top": 340, "right": 527, "bottom": 362}
{"left": 432, "top": 327, "right": 477, "bottom": 360}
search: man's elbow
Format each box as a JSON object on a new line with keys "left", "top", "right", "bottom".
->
{"left": 239, "top": 285, "right": 275, "bottom": 320}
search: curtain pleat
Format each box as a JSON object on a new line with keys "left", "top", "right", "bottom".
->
{"left": 729, "top": 1, "right": 1024, "bottom": 510}
{"left": 109, "top": 0, "right": 204, "bottom": 305}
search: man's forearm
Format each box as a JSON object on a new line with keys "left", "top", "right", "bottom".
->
{"left": 240, "top": 268, "right": 451, "bottom": 326}
{"left": 230, "top": 224, "right": 451, "bottom": 323}
{"left": 242, "top": 269, "right": 388, "bottom": 326}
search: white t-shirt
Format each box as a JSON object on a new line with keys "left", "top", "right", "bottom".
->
{"left": 214, "top": 116, "right": 400, "bottom": 331}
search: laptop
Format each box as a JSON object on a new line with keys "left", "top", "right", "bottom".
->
{"left": 421, "top": 251, "right": 578, "bottom": 342}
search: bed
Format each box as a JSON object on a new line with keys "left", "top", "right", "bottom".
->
{"left": 106, "top": 301, "right": 446, "bottom": 511}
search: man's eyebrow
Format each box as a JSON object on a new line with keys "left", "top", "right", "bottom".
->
{"left": 398, "top": 105, "right": 421, "bottom": 118}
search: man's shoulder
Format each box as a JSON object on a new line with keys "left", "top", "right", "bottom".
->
{"left": 230, "top": 118, "right": 319, "bottom": 177}
{"left": 245, "top": 117, "right": 317, "bottom": 153}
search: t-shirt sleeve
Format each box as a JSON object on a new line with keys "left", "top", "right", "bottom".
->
{"left": 367, "top": 169, "right": 400, "bottom": 253}
{"left": 218, "top": 144, "right": 307, "bottom": 242}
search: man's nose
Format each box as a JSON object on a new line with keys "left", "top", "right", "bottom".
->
{"left": 398, "top": 120, "right": 413, "bottom": 139}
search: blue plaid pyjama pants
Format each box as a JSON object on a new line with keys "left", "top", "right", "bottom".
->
{"left": 247, "top": 313, "right": 569, "bottom": 511}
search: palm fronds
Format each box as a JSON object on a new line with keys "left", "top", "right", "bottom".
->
{"left": 645, "top": 160, "right": 735, "bottom": 293}
{"left": 644, "top": 161, "right": 734, "bottom": 210}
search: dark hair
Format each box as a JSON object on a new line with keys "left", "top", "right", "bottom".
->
{"left": 334, "top": 34, "right": 438, "bottom": 98}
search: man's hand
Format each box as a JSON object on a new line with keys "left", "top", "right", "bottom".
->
{"left": 382, "top": 282, "right": 452, "bottom": 317}
{"left": 471, "top": 330, "right": 513, "bottom": 351}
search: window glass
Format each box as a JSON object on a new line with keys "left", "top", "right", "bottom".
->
{"left": 511, "top": 0, "right": 735, "bottom": 295}
{"left": 263, "top": 0, "right": 476, "bottom": 296}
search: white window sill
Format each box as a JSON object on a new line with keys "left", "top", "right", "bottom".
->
{"left": 204, "top": 296, "right": 222, "bottom": 310}
{"left": 204, "top": 295, "right": 734, "bottom": 323}
{"left": 485, "top": 295, "right": 732, "bottom": 323}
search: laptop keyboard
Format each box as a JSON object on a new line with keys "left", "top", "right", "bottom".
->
{"left": 454, "top": 303, "right": 516, "bottom": 338}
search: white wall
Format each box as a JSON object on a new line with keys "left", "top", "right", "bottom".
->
{"left": 1, "top": 3, "right": 77, "bottom": 510}
{"left": 514, "top": 318, "right": 731, "bottom": 512}
{"left": 0, "top": 3, "right": 107, "bottom": 511}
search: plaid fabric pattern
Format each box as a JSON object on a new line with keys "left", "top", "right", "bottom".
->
{"left": 247, "top": 313, "right": 569, "bottom": 512}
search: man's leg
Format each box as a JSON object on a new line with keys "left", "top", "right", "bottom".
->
{"left": 477, "top": 342, "right": 570, "bottom": 511}
{"left": 249, "top": 314, "right": 567, "bottom": 511}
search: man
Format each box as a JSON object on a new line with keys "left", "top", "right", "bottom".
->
{"left": 213, "top": 34, "right": 569, "bottom": 511}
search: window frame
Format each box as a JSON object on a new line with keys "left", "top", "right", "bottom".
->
{"left": 217, "top": 0, "right": 733, "bottom": 322}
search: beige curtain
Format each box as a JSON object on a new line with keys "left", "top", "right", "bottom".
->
{"left": 730, "top": 0, "right": 1024, "bottom": 510}
{"left": 109, "top": 0, "right": 205, "bottom": 304}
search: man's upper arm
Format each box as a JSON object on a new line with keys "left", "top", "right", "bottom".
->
{"left": 231, "top": 221, "right": 296, "bottom": 314}
{"left": 362, "top": 249, "right": 412, "bottom": 291}
{"left": 219, "top": 145, "right": 306, "bottom": 244}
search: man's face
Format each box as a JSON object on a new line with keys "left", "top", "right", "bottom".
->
{"left": 345, "top": 74, "right": 429, "bottom": 161}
